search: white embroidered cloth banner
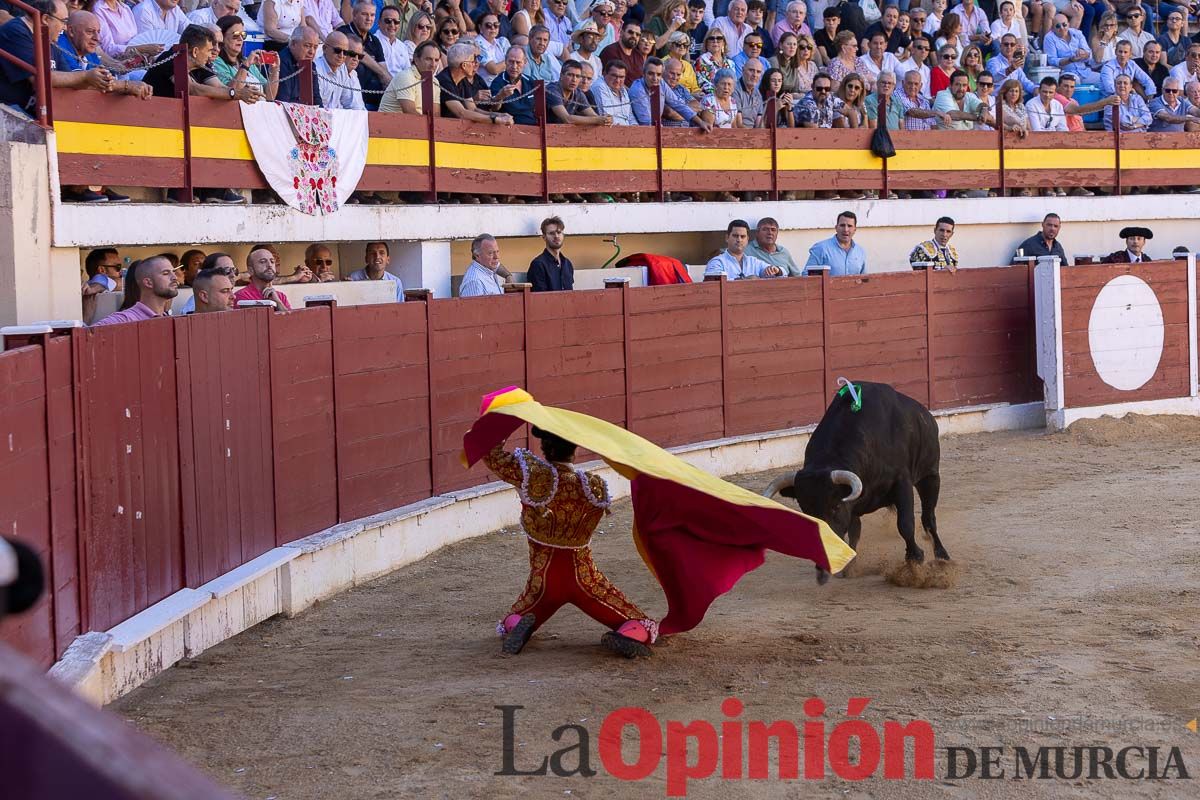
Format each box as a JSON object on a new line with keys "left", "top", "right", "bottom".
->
{"left": 238, "top": 101, "right": 369, "bottom": 215}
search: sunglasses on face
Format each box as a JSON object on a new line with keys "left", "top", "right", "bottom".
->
{"left": 330, "top": 47, "right": 355, "bottom": 56}
{"left": 1164, "top": 88, "right": 1181, "bottom": 93}
{"left": 483, "top": 21, "right": 499, "bottom": 28}
{"left": 596, "top": 9, "right": 612, "bottom": 16}
{"left": 978, "top": 81, "right": 993, "bottom": 87}
{"left": 443, "top": 28, "right": 459, "bottom": 35}
{"left": 746, "top": 41, "right": 763, "bottom": 48}
{"left": 798, "top": 44, "right": 812, "bottom": 50}
{"left": 941, "top": 53, "right": 956, "bottom": 59}
{"left": 707, "top": 36, "right": 724, "bottom": 41}
{"left": 813, "top": 84, "right": 830, "bottom": 91}
{"left": 310, "top": 258, "right": 335, "bottom": 266}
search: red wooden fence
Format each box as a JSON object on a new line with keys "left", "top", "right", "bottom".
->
{"left": 0, "top": 269, "right": 1040, "bottom": 668}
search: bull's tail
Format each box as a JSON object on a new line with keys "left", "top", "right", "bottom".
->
{"left": 763, "top": 475, "right": 794, "bottom": 499}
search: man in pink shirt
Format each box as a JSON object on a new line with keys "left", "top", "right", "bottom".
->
{"left": 91, "top": 256, "right": 177, "bottom": 326}
{"left": 234, "top": 244, "right": 292, "bottom": 311}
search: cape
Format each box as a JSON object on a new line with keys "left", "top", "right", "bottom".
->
{"left": 461, "top": 387, "right": 855, "bottom": 635}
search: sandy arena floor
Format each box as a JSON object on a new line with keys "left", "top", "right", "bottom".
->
{"left": 114, "top": 416, "right": 1200, "bottom": 799}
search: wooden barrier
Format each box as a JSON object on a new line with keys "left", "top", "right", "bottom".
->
{"left": 0, "top": 270, "right": 1040, "bottom": 665}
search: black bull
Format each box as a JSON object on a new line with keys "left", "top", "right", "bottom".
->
{"left": 764, "top": 381, "right": 950, "bottom": 583}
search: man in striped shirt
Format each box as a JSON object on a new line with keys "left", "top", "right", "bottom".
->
{"left": 894, "top": 69, "right": 948, "bottom": 130}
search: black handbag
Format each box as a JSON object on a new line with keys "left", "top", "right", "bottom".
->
{"left": 870, "top": 123, "right": 896, "bottom": 159}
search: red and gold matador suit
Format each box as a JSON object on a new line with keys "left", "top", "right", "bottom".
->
{"left": 485, "top": 444, "right": 659, "bottom": 646}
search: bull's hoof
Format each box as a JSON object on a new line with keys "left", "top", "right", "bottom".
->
{"left": 816, "top": 567, "right": 831, "bottom": 585}
{"left": 935, "top": 550, "right": 951, "bottom": 561}
{"left": 905, "top": 548, "right": 926, "bottom": 564}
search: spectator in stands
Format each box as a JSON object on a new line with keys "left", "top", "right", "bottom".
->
{"left": 681, "top": 0, "right": 709, "bottom": 61}
{"left": 712, "top": 0, "right": 751, "bottom": 54}
{"left": 474, "top": 12, "right": 510, "bottom": 77}
{"left": 1, "top": 3, "right": 98, "bottom": 119}
{"left": 646, "top": 0, "right": 687, "bottom": 53}
{"left": 834, "top": 70, "right": 865, "bottom": 127}
{"left": 805, "top": 210, "right": 866, "bottom": 276}
{"left": 795, "top": 71, "right": 850, "bottom": 127}
{"left": 998, "top": 79, "right": 1029, "bottom": 139}
{"left": 731, "top": 30, "right": 769, "bottom": 80}
{"left": 191, "top": 267, "right": 235, "bottom": 313}
{"left": 1187, "top": 81, "right": 1200, "bottom": 132}
{"left": 594, "top": 59, "right": 637, "bottom": 123}
{"left": 1117, "top": 7, "right": 1153, "bottom": 59}
{"left": 861, "top": 5, "right": 909, "bottom": 56}
{"left": 864, "top": 69, "right": 901, "bottom": 128}
{"left": 1100, "top": 40, "right": 1155, "bottom": 99}
{"left": 702, "top": 67, "right": 742, "bottom": 132}
{"left": 1150, "top": 76, "right": 1199, "bottom": 131}
{"left": 93, "top": 0, "right": 156, "bottom": 63}
{"left": 827, "top": 30, "right": 859, "bottom": 89}
{"left": 898, "top": 34, "right": 931, "bottom": 100}
{"left": 304, "top": 0, "right": 342, "bottom": 39}
{"left": 770, "top": 32, "right": 813, "bottom": 94}
{"left": 1090, "top": 12, "right": 1119, "bottom": 66}
{"left": 491, "top": 45, "right": 535, "bottom": 125}
{"left": 547, "top": 59, "right": 610, "bottom": 123}
{"left": 990, "top": 33, "right": 1035, "bottom": 97}
{"left": 278, "top": 24, "right": 321, "bottom": 103}
{"left": 1136, "top": 41, "right": 1169, "bottom": 96}
{"left": 1102, "top": 226, "right": 1154, "bottom": 263}
{"left": 894, "top": 68, "right": 945, "bottom": 130}
{"left": 434, "top": 15, "right": 461, "bottom": 56}
{"left": 438, "top": 41, "right": 513, "bottom": 124}
{"left": 336, "top": 0, "right": 389, "bottom": 107}
{"left": 1027, "top": 76, "right": 1068, "bottom": 132}
{"left": 770, "top": 2, "right": 809, "bottom": 48}
{"left": 733, "top": 55, "right": 765, "bottom": 126}
{"left": 293, "top": 242, "right": 335, "bottom": 282}
{"left": 1103, "top": 73, "right": 1151, "bottom": 131}
{"left": 570, "top": 19, "right": 603, "bottom": 78}
{"left": 813, "top": 6, "right": 840, "bottom": 62}
{"left": 380, "top": 39, "right": 440, "bottom": 112}
{"left": 1056, "top": 71, "right": 1119, "bottom": 135}
{"left": 527, "top": 216, "right": 574, "bottom": 292}
{"left": 908, "top": 216, "right": 959, "bottom": 272}
{"left": 578, "top": 60, "right": 599, "bottom": 109}
{"left": 631, "top": 55, "right": 710, "bottom": 127}
{"left": 544, "top": 0, "right": 573, "bottom": 52}
{"left": 460, "top": 234, "right": 506, "bottom": 297}
{"left": 349, "top": 241, "right": 405, "bottom": 300}
{"left": 180, "top": 249, "right": 206, "bottom": 286}
{"left": 131, "top": 0, "right": 189, "bottom": 36}
{"left": 704, "top": 219, "right": 784, "bottom": 279}
{"left": 314, "top": 29, "right": 357, "bottom": 108}
{"left": 91, "top": 256, "right": 177, "bottom": 325}
{"left": 1168, "top": 43, "right": 1200, "bottom": 88}
{"left": 1013, "top": 213, "right": 1067, "bottom": 263}
{"left": 213, "top": 15, "right": 280, "bottom": 101}
{"left": 84, "top": 247, "right": 123, "bottom": 292}
{"left": 473, "top": 0, "right": 514, "bottom": 42}
{"left": 260, "top": 0, "right": 307, "bottom": 50}
{"left": 989, "top": 1, "right": 1026, "bottom": 51}
{"left": 235, "top": 244, "right": 292, "bottom": 310}
{"left": 1046, "top": 14, "right": 1100, "bottom": 85}
{"left": 1157, "top": 11, "right": 1189, "bottom": 67}
{"left": 744, "top": 0, "right": 772, "bottom": 59}
{"left": 933, "top": 69, "right": 991, "bottom": 129}
{"left": 695, "top": 28, "right": 731, "bottom": 94}
{"left": 599, "top": 18, "right": 644, "bottom": 85}
{"left": 375, "top": 6, "right": 410, "bottom": 74}
{"left": 523, "top": 25, "right": 560, "bottom": 81}
{"left": 187, "top": 0, "right": 239, "bottom": 27}
{"left": 928, "top": 42, "right": 957, "bottom": 96}
{"left": 950, "top": 0, "right": 990, "bottom": 52}
{"left": 747, "top": 216, "right": 800, "bottom": 275}
{"left": 662, "top": 56, "right": 701, "bottom": 126}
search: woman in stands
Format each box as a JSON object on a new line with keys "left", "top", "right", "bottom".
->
{"left": 1090, "top": 12, "right": 1119, "bottom": 66}
{"left": 666, "top": 32, "right": 703, "bottom": 97}
{"left": 930, "top": 42, "right": 957, "bottom": 95}
{"left": 475, "top": 12, "right": 510, "bottom": 76}
{"left": 694, "top": 29, "right": 730, "bottom": 96}
{"left": 999, "top": 78, "right": 1030, "bottom": 138}
{"left": 403, "top": 11, "right": 435, "bottom": 62}
{"left": 933, "top": 13, "right": 963, "bottom": 62}
{"left": 771, "top": 31, "right": 811, "bottom": 94}
{"left": 511, "top": 0, "right": 545, "bottom": 41}
{"left": 92, "top": 0, "right": 160, "bottom": 64}
{"left": 259, "top": 0, "right": 305, "bottom": 51}
{"left": 960, "top": 43, "right": 985, "bottom": 91}
{"left": 213, "top": 15, "right": 280, "bottom": 101}
{"left": 834, "top": 70, "right": 866, "bottom": 128}
{"left": 826, "top": 30, "right": 858, "bottom": 91}
{"left": 647, "top": 0, "right": 688, "bottom": 53}
{"left": 434, "top": 16, "right": 461, "bottom": 57}
{"left": 760, "top": 66, "right": 794, "bottom": 127}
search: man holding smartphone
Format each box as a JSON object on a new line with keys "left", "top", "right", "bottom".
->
{"left": 989, "top": 34, "right": 1036, "bottom": 97}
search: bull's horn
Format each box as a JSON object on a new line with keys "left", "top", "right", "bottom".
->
{"left": 763, "top": 475, "right": 794, "bottom": 498}
{"left": 830, "top": 470, "right": 863, "bottom": 503}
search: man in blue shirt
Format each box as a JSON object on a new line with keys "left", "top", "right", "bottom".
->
{"left": 704, "top": 219, "right": 784, "bottom": 280}
{"left": 989, "top": 34, "right": 1036, "bottom": 97}
{"left": 527, "top": 216, "right": 574, "bottom": 292}
{"left": 522, "top": 25, "right": 560, "bottom": 83}
{"left": 630, "top": 56, "right": 712, "bottom": 129}
{"left": 348, "top": 241, "right": 405, "bottom": 301}
{"left": 1042, "top": 14, "right": 1100, "bottom": 85}
{"left": 1100, "top": 40, "right": 1156, "bottom": 99}
{"left": 1103, "top": 73, "right": 1152, "bottom": 132}
{"left": 805, "top": 211, "right": 868, "bottom": 276}
{"left": 491, "top": 45, "right": 537, "bottom": 125}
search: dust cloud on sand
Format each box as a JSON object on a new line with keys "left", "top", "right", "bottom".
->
{"left": 113, "top": 417, "right": 1200, "bottom": 799}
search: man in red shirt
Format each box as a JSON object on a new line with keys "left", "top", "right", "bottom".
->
{"left": 599, "top": 19, "right": 645, "bottom": 87}
{"left": 234, "top": 244, "right": 291, "bottom": 311}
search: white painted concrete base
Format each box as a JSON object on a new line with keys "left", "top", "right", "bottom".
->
{"left": 49, "top": 401, "right": 1043, "bottom": 706}
{"left": 1047, "top": 395, "right": 1200, "bottom": 431}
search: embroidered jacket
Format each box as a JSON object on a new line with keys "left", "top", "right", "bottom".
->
{"left": 485, "top": 445, "right": 610, "bottom": 549}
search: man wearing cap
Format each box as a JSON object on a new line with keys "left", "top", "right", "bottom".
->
{"left": 571, "top": 18, "right": 605, "bottom": 79}
{"left": 587, "top": 1, "right": 618, "bottom": 51}
{"left": 1103, "top": 227, "right": 1155, "bottom": 263}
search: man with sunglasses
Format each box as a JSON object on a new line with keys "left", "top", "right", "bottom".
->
{"left": 989, "top": 33, "right": 1035, "bottom": 97}
{"left": 731, "top": 31, "right": 769, "bottom": 80}
{"left": 376, "top": 5, "right": 413, "bottom": 74}
{"left": 1044, "top": 13, "right": 1100, "bottom": 85}
{"left": 1167, "top": 44, "right": 1200, "bottom": 89}
{"left": 569, "top": 19, "right": 604, "bottom": 78}
{"left": 795, "top": 73, "right": 851, "bottom": 128}
{"left": 1149, "top": 76, "right": 1200, "bottom": 131}
{"left": 544, "top": 0, "right": 573, "bottom": 51}
{"left": 587, "top": 0, "right": 618, "bottom": 51}
{"left": 314, "top": 29, "right": 357, "bottom": 108}
{"left": 898, "top": 33, "right": 931, "bottom": 100}
{"left": 301, "top": 243, "right": 338, "bottom": 282}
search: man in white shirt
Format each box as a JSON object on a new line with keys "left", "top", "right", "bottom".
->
{"left": 1168, "top": 43, "right": 1200, "bottom": 88}
{"left": 376, "top": 4, "right": 411, "bottom": 74}
{"left": 304, "top": 0, "right": 343, "bottom": 38}
{"left": 898, "top": 34, "right": 932, "bottom": 100}
{"left": 460, "top": 234, "right": 507, "bottom": 297}
{"left": 133, "top": 0, "right": 190, "bottom": 35}
{"left": 704, "top": 219, "right": 784, "bottom": 280}
{"left": 315, "top": 29, "right": 357, "bottom": 108}
{"left": 187, "top": 0, "right": 240, "bottom": 27}
{"left": 1026, "top": 76, "right": 1067, "bottom": 131}
{"left": 712, "top": 0, "right": 752, "bottom": 55}
{"left": 593, "top": 60, "right": 637, "bottom": 124}
{"left": 856, "top": 31, "right": 902, "bottom": 92}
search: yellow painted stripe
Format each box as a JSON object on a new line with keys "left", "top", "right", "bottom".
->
{"left": 55, "top": 121, "right": 184, "bottom": 158}
{"left": 547, "top": 146, "right": 657, "bottom": 172}
{"left": 191, "top": 126, "right": 254, "bottom": 160}
{"left": 1004, "top": 149, "right": 1116, "bottom": 170}
{"left": 888, "top": 149, "right": 1000, "bottom": 172}
{"left": 435, "top": 141, "right": 541, "bottom": 172}
{"left": 777, "top": 148, "right": 881, "bottom": 172}
{"left": 661, "top": 147, "right": 771, "bottom": 171}
{"left": 367, "top": 137, "right": 430, "bottom": 167}
{"left": 1121, "top": 148, "right": 1200, "bottom": 170}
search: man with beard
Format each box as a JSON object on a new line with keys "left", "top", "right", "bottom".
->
{"left": 191, "top": 268, "right": 236, "bottom": 313}
{"left": 349, "top": 241, "right": 405, "bottom": 301}
{"left": 599, "top": 19, "right": 646, "bottom": 85}
{"left": 234, "top": 244, "right": 292, "bottom": 310}
{"left": 92, "top": 256, "right": 178, "bottom": 325}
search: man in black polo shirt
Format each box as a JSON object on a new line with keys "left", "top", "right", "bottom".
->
{"left": 528, "top": 216, "right": 575, "bottom": 292}
{"left": 861, "top": 5, "right": 910, "bottom": 55}
{"left": 337, "top": 0, "right": 388, "bottom": 110}
{"left": 436, "top": 41, "right": 511, "bottom": 123}
{"left": 490, "top": 45, "right": 535, "bottom": 125}
{"left": 1013, "top": 213, "right": 1068, "bottom": 264}
{"left": 277, "top": 24, "right": 320, "bottom": 104}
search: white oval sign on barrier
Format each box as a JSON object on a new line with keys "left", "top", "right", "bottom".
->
{"left": 1087, "top": 275, "right": 1164, "bottom": 391}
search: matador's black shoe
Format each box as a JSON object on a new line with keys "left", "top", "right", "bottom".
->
{"left": 601, "top": 631, "right": 652, "bottom": 659}
{"left": 501, "top": 614, "right": 537, "bottom": 656}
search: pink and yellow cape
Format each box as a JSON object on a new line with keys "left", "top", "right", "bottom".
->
{"left": 461, "top": 387, "right": 855, "bottom": 636}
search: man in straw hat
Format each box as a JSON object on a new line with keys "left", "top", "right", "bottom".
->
{"left": 1103, "top": 227, "right": 1155, "bottom": 263}
{"left": 571, "top": 17, "right": 605, "bottom": 78}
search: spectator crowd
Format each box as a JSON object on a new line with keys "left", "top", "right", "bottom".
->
{"left": 3, "top": 0, "right": 1200, "bottom": 203}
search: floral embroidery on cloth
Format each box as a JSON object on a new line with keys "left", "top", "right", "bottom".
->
{"left": 283, "top": 103, "right": 339, "bottom": 215}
